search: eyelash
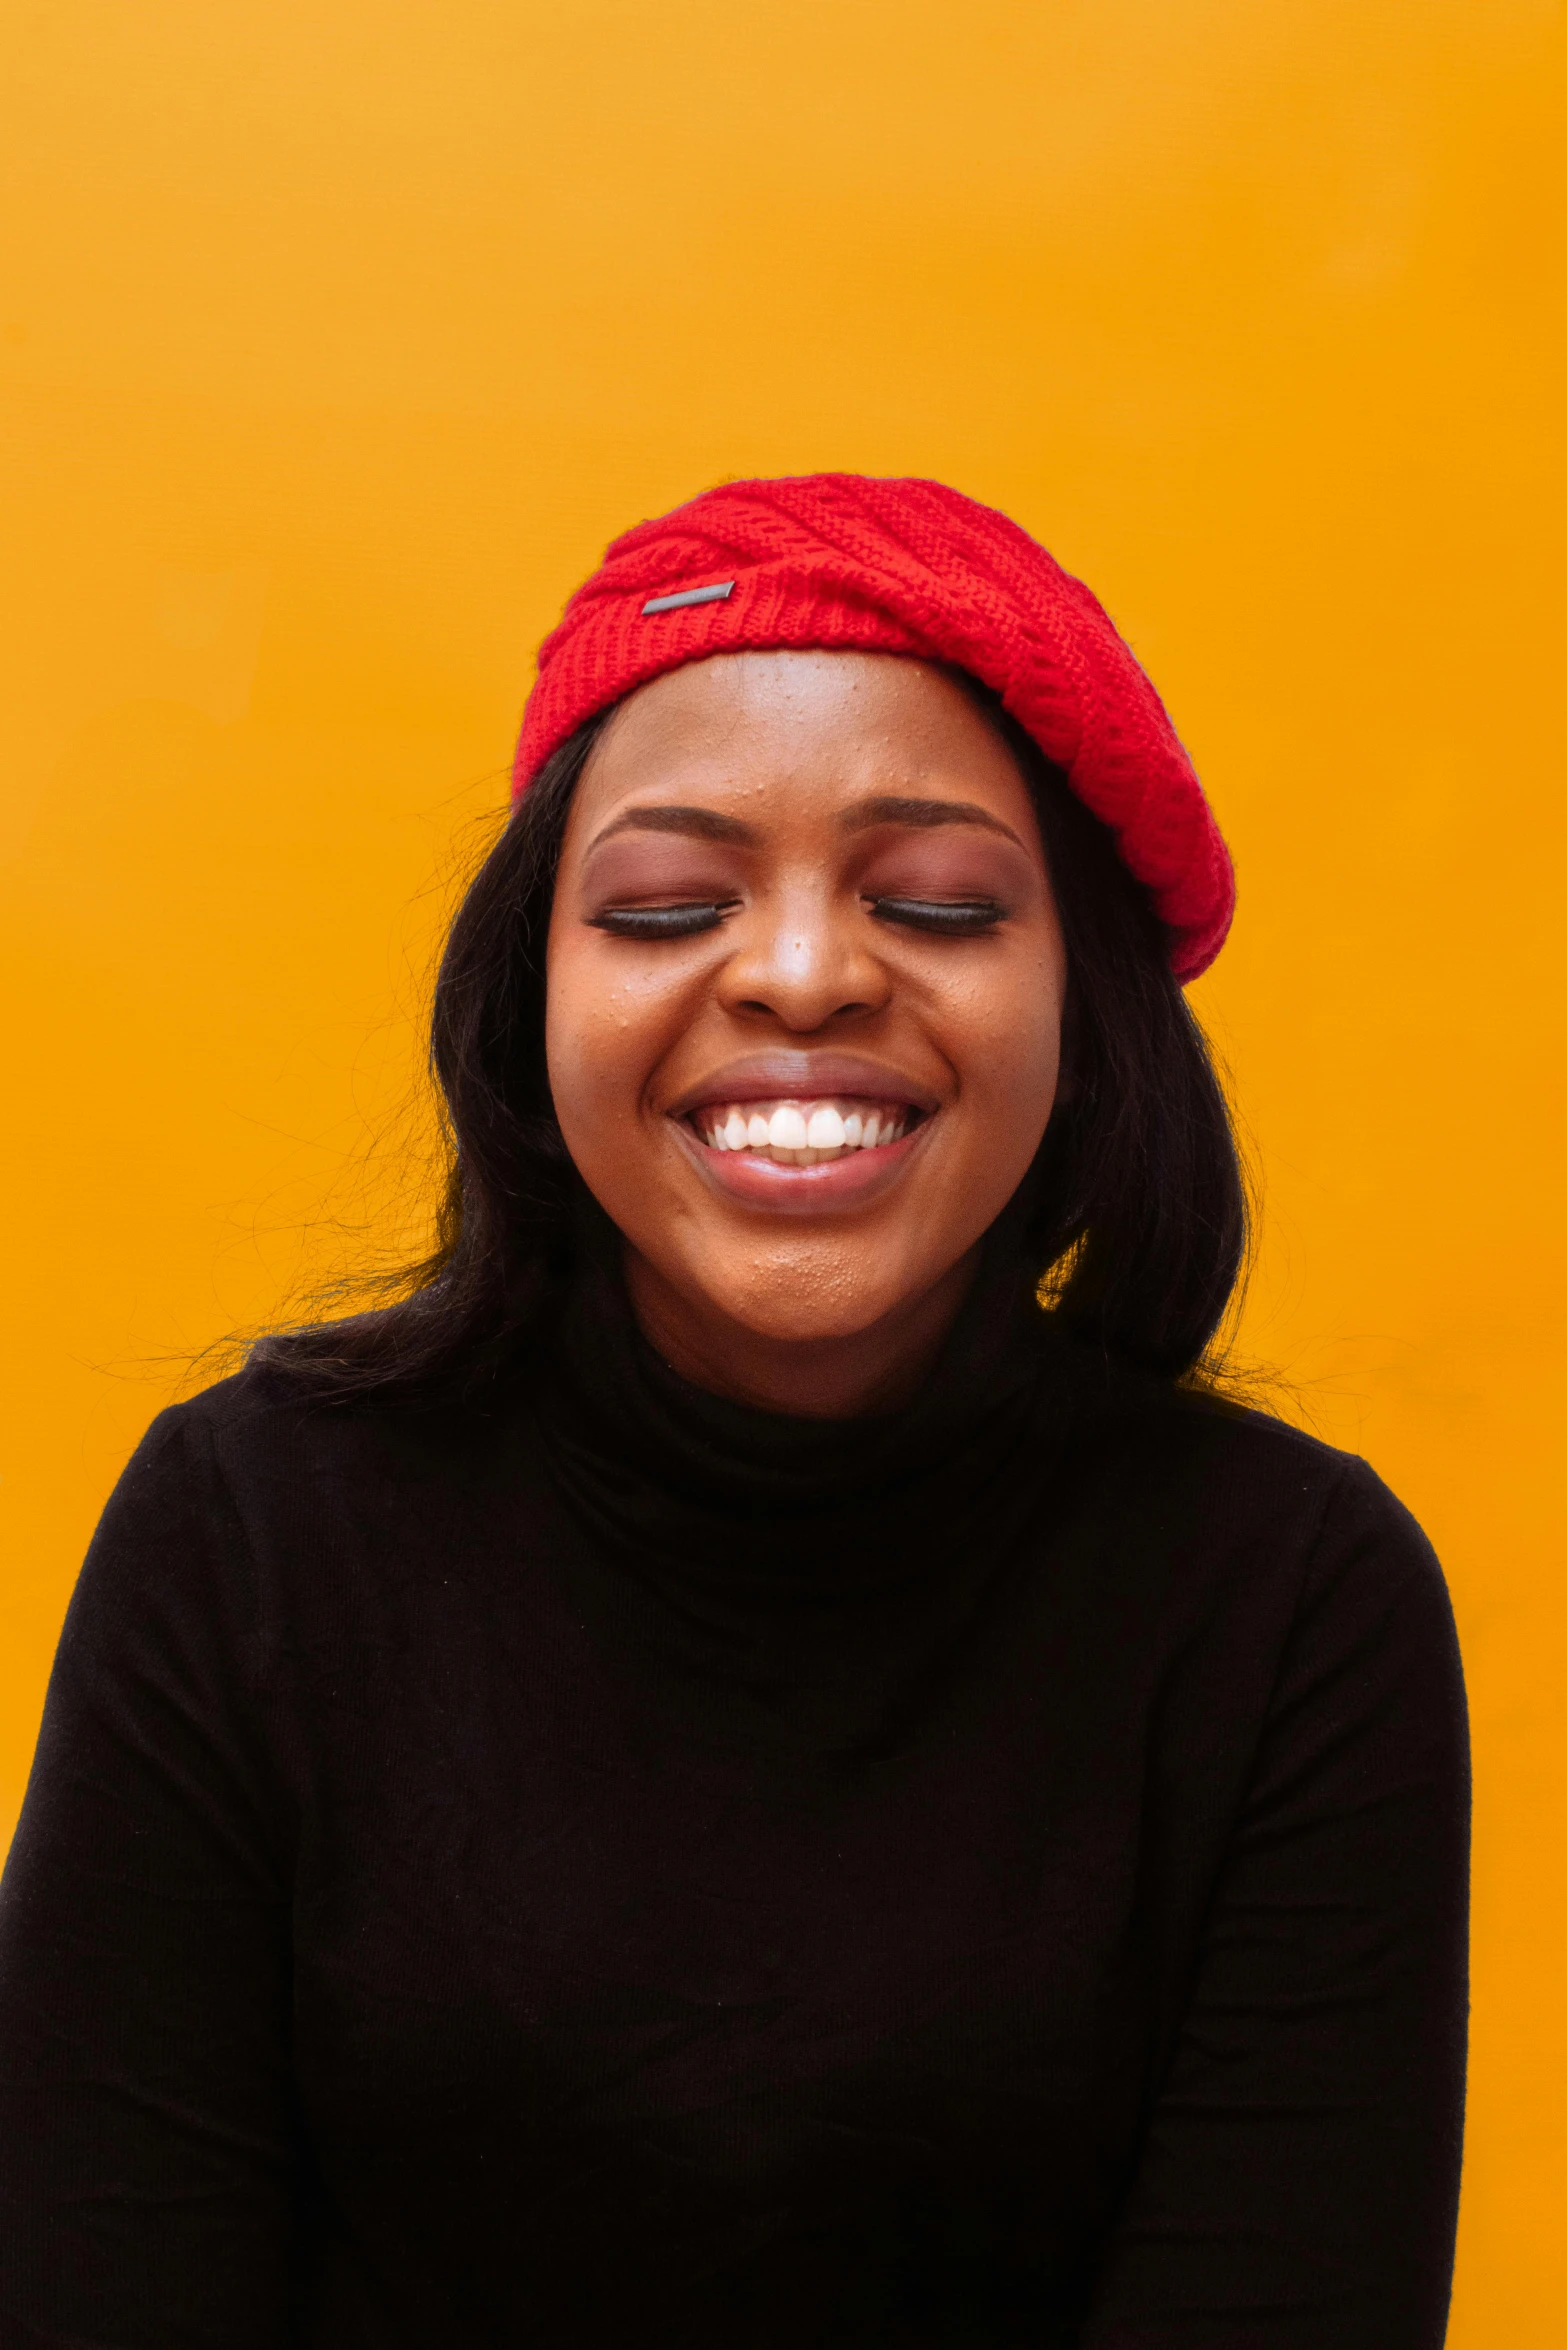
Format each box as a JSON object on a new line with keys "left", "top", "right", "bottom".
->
{"left": 590, "top": 902, "right": 739, "bottom": 940}
{"left": 866, "top": 895, "right": 1006, "bottom": 936}
{"left": 590, "top": 896, "right": 1007, "bottom": 941}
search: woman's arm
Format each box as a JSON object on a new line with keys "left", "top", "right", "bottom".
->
{"left": 0, "top": 1409, "right": 300, "bottom": 2346}
{"left": 1080, "top": 1460, "right": 1470, "bottom": 2348}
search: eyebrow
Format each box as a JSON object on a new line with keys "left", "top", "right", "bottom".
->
{"left": 583, "top": 793, "right": 1026, "bottom": 858}
{"left": 585, "top": 805, "right": 762, "bottom": 855}
{"left": 839, "top": 794, "right": 1026, "bottom": 848}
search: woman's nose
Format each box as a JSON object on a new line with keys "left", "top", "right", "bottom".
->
{"left": 715, "top": 886, "right": 890, "bottom": 1032}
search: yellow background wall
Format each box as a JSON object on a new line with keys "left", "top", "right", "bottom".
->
{"left": 2, "top": 2, "right": 1561, "bottom": 2332}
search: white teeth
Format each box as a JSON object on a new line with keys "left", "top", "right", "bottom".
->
{"left": 694, "top": 1096, "right": 918, "bottom": 1163}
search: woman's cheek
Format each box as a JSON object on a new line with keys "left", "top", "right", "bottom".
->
{"left": 546, "top": 940, "right": 625, "bottom": 1147}
{"left": 547, "top": 938, "right": 686, "bottom": 1140}
{"left": 933, "top": 935, "right": 1062, "bottom": 1063}
{"left": 943, "top": 952, "right": 1063, "bottom": 1151}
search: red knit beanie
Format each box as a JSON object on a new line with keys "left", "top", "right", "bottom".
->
{"left": 514, "top": 474, "right": 1233, "bottom": 980}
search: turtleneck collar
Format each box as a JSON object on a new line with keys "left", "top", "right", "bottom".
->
{"left": 520, "top": 1213, "right": 1129, "bottom": 1759}
{"left": 531, "top": 1213, "right": 1093, "bottom": 1605}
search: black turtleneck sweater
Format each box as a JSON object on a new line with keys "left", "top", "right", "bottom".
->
{"left": 0, "top": 1264, "right": 1468, "bottom": 2347}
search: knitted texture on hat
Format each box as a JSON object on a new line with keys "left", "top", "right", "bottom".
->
{"left": 514, "top": 474, "right": 1233, "bottom": 980}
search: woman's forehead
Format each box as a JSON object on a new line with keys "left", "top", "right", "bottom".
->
{"left": 569, "top": 649, "right": 1036, "bottom": 836}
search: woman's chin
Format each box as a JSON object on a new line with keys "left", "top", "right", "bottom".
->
{"left": 648, "top": 1240, "right": 978, "bottom": 1358}
{"left": 624, "top": 1241, "right": 986, "bottom": 1417}
{"left": 623, "top": 1243, "right": 906, "bottom": 1357}
{"left": 695, "top": 1288, "right": 901, "bottom": 1355}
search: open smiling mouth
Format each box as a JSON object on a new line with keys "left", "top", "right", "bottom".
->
{"left": 688, "top": 1096, "right": 924, "bottom": 1167}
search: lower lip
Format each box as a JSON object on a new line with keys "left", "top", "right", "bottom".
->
{"left": 670, "top": 1118, "right": 930, "bottom": 1213}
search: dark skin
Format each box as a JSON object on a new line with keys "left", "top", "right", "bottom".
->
{"left": 545, "top": 650, "right": 1067, "bottom": 1418}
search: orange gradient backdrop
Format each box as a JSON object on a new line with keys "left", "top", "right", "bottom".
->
{"left": 2, "top": 2, "right": 1562, "bottom": 2335}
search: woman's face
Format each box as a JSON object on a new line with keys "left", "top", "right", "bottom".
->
{"left": 545, "top": 650, "right": 1067, "bottom": 1409}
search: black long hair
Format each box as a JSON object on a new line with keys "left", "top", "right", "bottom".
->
{"left": 254, "top": 688, "right": 1248, "bottom": 1401}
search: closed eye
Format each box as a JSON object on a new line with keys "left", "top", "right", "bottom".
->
{"left": 589, "top": 900, "right": 740, "bottom": 940}
{"left": 866, "top": 895, "right": 1006, "bottom": 936}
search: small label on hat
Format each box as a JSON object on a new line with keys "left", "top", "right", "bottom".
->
{"left": 640, "top": 581, "right": 735, "bottom": 616}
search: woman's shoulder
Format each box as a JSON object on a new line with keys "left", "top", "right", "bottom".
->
{"left": 149, "top": 1353, "right": 523, "bottom": 1478}
{"left": 1047, "top": 1366, "right": 1467, "bottom": 1781}
{"left": 1088, "top": 1356, "right": 1418, "bottom": 1517}
{"left": 1173, "top": 1382, "right": 1435, "bottom": 1549}
{"left": 1064, "top": 1356, "right": 1452, "bottom": 1631}
{"left": 63, "top": 1361, "right": 543, "bottom": 1689}
{"left": 93, "top": 1358, "right": 532, "bottom": 1588}
{"left": 57, "top": 1368, "right": 325, "bottom": 1676}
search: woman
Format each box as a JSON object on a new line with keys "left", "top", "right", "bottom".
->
{"left": 0, "top": 476, "right": 1467, "bottom": 2346}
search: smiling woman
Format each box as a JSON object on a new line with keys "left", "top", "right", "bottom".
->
{"left": 546, "top": 651, "right": 1071, "bottom": 1417}
{"left": 0, "top": 476, "right": 1467, "bottom": 2348}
